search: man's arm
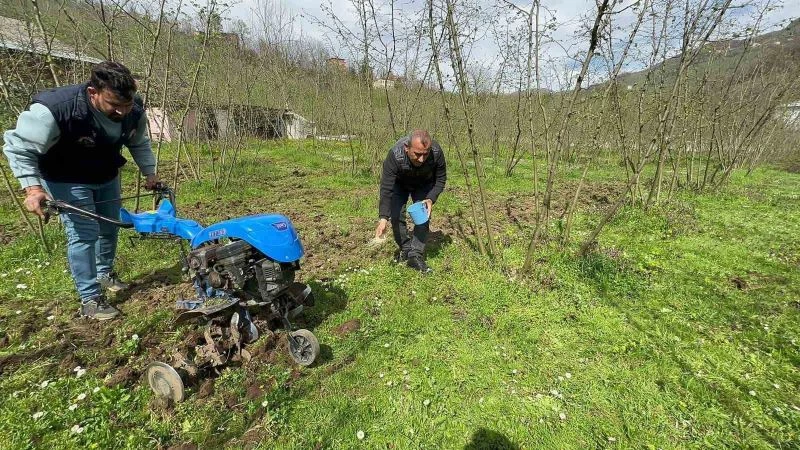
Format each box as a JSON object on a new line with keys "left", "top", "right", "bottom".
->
{"left": 426, "top": 145, "right": 447, "bottom": 203}
{"left": 126, "top": 113, "right": 156, "bottom": 177}
{"left": 378, "top": 153, "right": 399, "bottom": 219}
{"left": 2, "top": 103, "right": 60, "bottom": 189}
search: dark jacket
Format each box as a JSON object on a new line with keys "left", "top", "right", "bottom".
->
{"left": 32, "top": 83, "right": 144, "bottom": 184}
{"left": 379, "top": 136, "right": 447, "bottom": 219}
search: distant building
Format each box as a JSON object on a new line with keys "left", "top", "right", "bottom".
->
{"left": 373, "top": 78, "right": 396, "bottom": 89}
{"left": 0, "top": 16, "right": 102, "bottom": 65}
{"left": 146, "top": 105, "right": 316, "bottom": 142}
{"left": 0, "top": 16, "right": 103, "bottom": 114}
{"left": 373, "top": 72, "right": 401, "bottom": 89}
{"left": 779, "top": 101, "right": 800, "bottom": 130}
{"left": 327, "top": 57, "right": 347, "bottom": 70}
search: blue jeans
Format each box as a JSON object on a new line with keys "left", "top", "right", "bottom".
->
{"left": 44, "top": 177, "right": 121, "bottom": 302}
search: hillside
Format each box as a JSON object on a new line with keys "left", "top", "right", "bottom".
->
{"left": 600, "top": 18, "right": 800, "bottom": 92}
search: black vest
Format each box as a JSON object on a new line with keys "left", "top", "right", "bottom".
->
{"left": 32, "top": 83, "right": 144, "bottom": 184}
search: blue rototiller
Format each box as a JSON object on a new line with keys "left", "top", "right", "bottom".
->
{"left": 45, "top": 184, "right": 319, "bottom": 401}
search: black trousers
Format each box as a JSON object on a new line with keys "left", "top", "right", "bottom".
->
{"left": 390, "top": 184, "right": 432, "bottom": 259}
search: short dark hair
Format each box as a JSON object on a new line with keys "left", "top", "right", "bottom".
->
{"left": 89, "top": 61, "right": 137, "bottom": 101}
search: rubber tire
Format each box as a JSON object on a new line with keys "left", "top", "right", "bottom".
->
{"left": 288, "top": 329, "right": 320, "bottom": 367}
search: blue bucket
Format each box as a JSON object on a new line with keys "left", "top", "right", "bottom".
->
{"left": 407, "top": 201, "right": 429, "bottom": 225}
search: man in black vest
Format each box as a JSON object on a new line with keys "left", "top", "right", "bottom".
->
{"left": 3, "top": 61, "right": 159, "bottom": 320}
{"left": 374, "top": 130, "right": 447, "bottom": 273}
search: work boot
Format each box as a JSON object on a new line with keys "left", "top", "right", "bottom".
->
{"left": 406, "top": 256, "right": 432, "bottom": 274}
{"left": 98, "top": 272, "right": 129, "bottom": 293}
{"left": 394, "top": 248, "right": 410, "bottom": 263}
{"left": 80, "top": 296, "right": 121, "bottom": 320}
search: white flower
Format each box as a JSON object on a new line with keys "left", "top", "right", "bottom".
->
{"left": 76, "top": 369, "right": 86, "bottom": 378}
{"left": 383, "top": 343, "right": 390, "bottom": 348}
{"left": 68, "top": 404, "right": 78, "bottom": 411}
{"left": 565, "top": 372, "right": 572, "bottom": 379}
{"left": 559, "top": 412, "right": 566, "bottom": 421}
{"left": 63, "top": 269, "right": 68, "bottom": 273}
{"left": 423, "top": 399, "right": 431, "bottom": 406}
{"left": 15, "top": 268, "right": 24, "bottom": 273}
{"left": 77, "top": 393, "right": 86, "bottom": 401}
{"left": 608, "top": 437, "right": 617, "bottom": 442}
{"left": 379, "top": 373, "right": 384, "bottom": 378}
{"left": 15, "top": 284, "right": 28, "bottom": 290}
{"left": 15, "top": 310, "right": 22, "bottom": 315}
{"left": 40, "top": 380, "right": 50, "bottom": 389}
{"left": 24, "top": 271, "right": 31, "bottom": 275}
{"left": 356, "top": 430, "right": 365, "bottom": 440}
{"left": 261, "top": 400, "right": 268, "bottom": 407}
{"left": 512, "top": 369, "right": 518, "bottom": 375}
{"left": 92, "top": 387, "right": 100, "bottom": 393}
{"left": 12, "top": 391, "right": 20, "bottom": 398}
{"left": 749, "top": 390, "right": 756, "bottom": 396}
{"left": 558, "top": 376, "right": 564, "bottom": 382}
{"left": 32, "top": 411, "right": 45, "bottom": 420}
{"left": 403, "top": 370, "right": 408, "bottom": 375}
{"left": 70, "top": 424, "right": 84, "bottom": 434}
{"left": 73, "top": 366, "right": 82, "bottom": 372}
{"left": 131, "top": 334, "right": 139, "bottom": 341}
{"left": 47, "top": 315, "right": 55, "bottom": 321}
{"left": 773, "top": 383, "right": 780, "bottom": 389}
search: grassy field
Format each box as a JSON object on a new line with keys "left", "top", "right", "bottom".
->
{"left": 0, "top": 140, "right": 798, "bottom": 449}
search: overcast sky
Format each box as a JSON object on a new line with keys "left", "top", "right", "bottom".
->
{"left": 223, "top": 0, "right": 799, "bottom": 88}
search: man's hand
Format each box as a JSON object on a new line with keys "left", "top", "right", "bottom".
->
{"left": 423, "top": 199, "right": 433, "bottom": 217}
{"left": 23, "top": 186, "right": 50, "bottom": 218}
{"left": 375, "top": 218, "right": 389, "bottom": 239}
{"left": 144, "top": 173, "right": 160, "bottom": 190}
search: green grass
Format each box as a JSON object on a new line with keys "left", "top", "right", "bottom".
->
{"left": 0, "top": 141, "right": 798, "bottom": 449}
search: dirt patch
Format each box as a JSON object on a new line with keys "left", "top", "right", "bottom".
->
{"left": 240, "top": 427, "right": 265, "bottom": 448}
{"left": 167, "top": 443, "right": 197, "bottom": 450}
{"left": 451, "top": 308, "right": 467, "bottom": 322}
{"left": 332, "top": 319, "right": 361, "bottom": 337}
{"left": 283, "top": 369, "right": 302, "bottom": 388}
{"left": 245, "top": 383, "right": 265, "bottom": 400}
{"left": 259, "top": 334, "right": 291, "bottom": 366}
{"left": 150, "top": 396, "right": 175, "bottom": 414}
{"left": 105, "top": 366, "right": 139, "bottom": 388}
{"left": 223, "top": 393, "right": 239, "bottom": 409}
{"left": 323, "top": 355, "right": 356, "bottom": 376}
{"left": 58, "top": 353, "right": 82, "bottom": 375}
{"left": 0, "top": 342, "right": 69, "bottom": 377}
{"left": 730, "top": 277, "right": 748, "bottom": 290}
{"left": 479, "top": 315, "right": 495, "bottom": 330}
{"left": 197, "top": 379, "right": 215, "bottom": 399}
